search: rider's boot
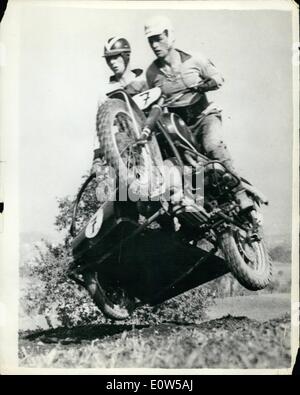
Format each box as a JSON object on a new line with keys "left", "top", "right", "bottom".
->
{"left": 230, "top": 175, "right": 264, "bottom": 228}
{"left": 201, "top": 136, "right": 255, "bottom": 213}
{"left": 216, "top": 154, "right": 254, "bottom": 212}
{"left": 234, "top": 187, "right": 254, "bottom": 211}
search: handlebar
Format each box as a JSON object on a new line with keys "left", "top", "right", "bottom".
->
{"left": 143, "top": 97, "right": 165, "bottom": 130}
{"left": 135, "top": 82, "right": 205, "bottom": 145}
{"left": 162, "top": 82, "right": 205, "bottom": 107}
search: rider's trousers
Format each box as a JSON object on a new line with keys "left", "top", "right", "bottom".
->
{"left": 192, "top": 113, "right": 235, "bottom": 174}
{"left": 191, "top": 113, "right": 257, "bottom": 212}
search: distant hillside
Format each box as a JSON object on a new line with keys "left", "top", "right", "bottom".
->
{"left": 265, "top": 233, "right": 292, "bottom": 263}
{"left": 265, "top": 232, "right": 292, "bottom": 247}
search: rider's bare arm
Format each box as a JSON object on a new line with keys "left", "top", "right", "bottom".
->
{"left": 123, "top": 73, "right": 149, "bottom": 95}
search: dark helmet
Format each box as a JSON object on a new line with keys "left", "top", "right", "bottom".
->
{"left": 103, "top": 37, "right": 131, "bottom": 68}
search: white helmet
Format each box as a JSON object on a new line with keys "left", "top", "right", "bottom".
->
{"left": 144, "top": 15, "right": 175, "bottom": 44}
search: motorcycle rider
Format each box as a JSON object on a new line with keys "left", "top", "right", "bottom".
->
{"left": 102, "top": 36, "right": 148, "bottom": 95}
{"left": 144, "top": 15, "right": 252, "bottom": 210}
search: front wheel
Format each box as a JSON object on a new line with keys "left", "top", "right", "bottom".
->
{"left": 218, "top": 229, "right": 272, "bottom": 290}
{"left": 97, "top": 98, "right": 164, "bottom": 199}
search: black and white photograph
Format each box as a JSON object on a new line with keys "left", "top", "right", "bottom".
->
{"left": 0, "top": 0, "right": 299, "bottom": 373}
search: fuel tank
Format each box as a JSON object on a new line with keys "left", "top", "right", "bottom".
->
{"left": 157, "top": 112, "right": 198, "bottom": 149}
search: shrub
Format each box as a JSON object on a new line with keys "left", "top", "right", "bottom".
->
{"left": 20, "top": 239, "right": 212, "bottom": 327}
{"left": 20, "top": 242, "right": 104, "bottom": 327}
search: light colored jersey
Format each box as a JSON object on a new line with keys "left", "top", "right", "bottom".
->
{"left": 146, "top": 49, "right": 224, "bottom": 108}
{"left": 109, "top": 68, "right": 148, "bottom": 96}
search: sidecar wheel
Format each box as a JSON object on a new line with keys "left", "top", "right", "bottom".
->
{"left": 96, "top": 98, "right": 164, "bottom": 199}
{"left": 83, "top": 272, "right": 130, "bottom": 321}
{"left": 218, "top": 230, "right": 272, "bottom": 290}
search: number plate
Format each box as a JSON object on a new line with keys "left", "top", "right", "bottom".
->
{"left": 132, "top": 87, "right": 161, "bottom": 110}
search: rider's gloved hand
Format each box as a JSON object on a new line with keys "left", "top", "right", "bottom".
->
{"left": 197, "top": 78, "right": 219, "bottom": 93}
{"left": 135, "top": 128, "right": 151, "bottom": 146}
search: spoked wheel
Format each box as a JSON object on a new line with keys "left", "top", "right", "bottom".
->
{"left": 83, "top": 271, "right": 138, "bottom": 321}
{"left": 113, "top": 111, "right": 146, "bottom": 178}
{"left": 97, "top": 98, "right": 164, "bottom": 199}
{"left": 218, "top": 227, "right": 272, "bottom": 290}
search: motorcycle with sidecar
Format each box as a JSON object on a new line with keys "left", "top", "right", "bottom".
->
{"left": 68, "top": 84, "right": 271, "bottom": 320}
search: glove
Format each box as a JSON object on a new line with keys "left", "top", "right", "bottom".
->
{"left": 197, "top": 78, "right": 219, "bottom": 93}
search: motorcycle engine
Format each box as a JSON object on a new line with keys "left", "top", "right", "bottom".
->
{"left": 204, "top": 162, "right": 239, "bottom": 197}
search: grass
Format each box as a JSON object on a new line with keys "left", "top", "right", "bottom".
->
{"left": 19, "top": 314, "right": 291, "bottom": 369}
{"left": 18, "top": 237, "right": 292, "bottom": 369}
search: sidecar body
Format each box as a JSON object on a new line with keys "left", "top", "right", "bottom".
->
{"left": 71, "top": 200, "right": 229, "bottom": 305}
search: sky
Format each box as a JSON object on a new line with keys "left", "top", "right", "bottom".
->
{"left": 1, "top": 2, "right": 295, "bottom": 242}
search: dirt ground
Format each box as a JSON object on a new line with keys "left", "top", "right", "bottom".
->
{"left": 19, "top": 293, "right": 291, "bottom": 369}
